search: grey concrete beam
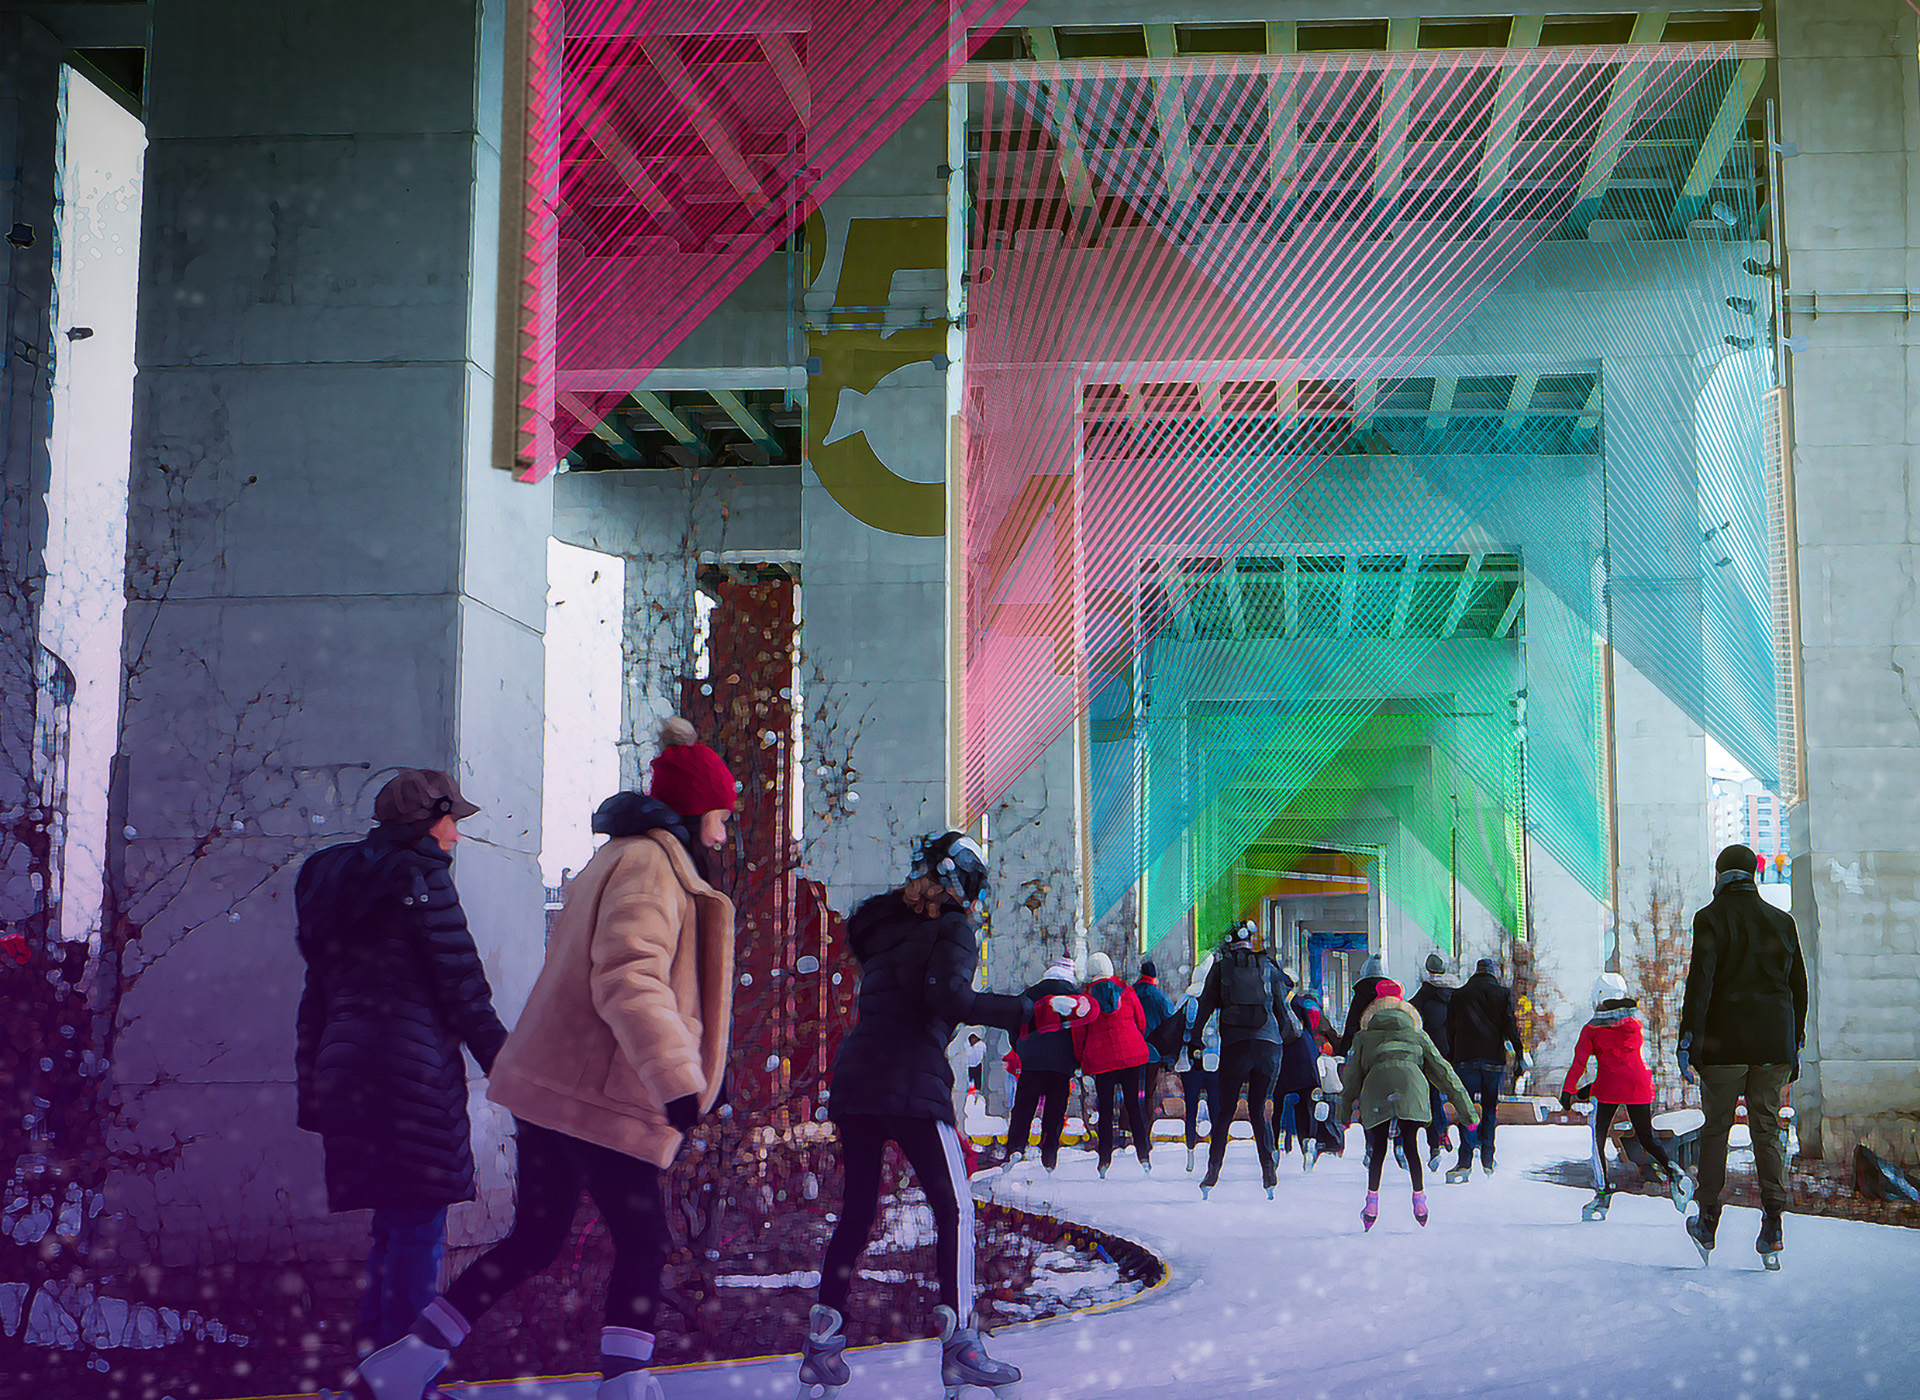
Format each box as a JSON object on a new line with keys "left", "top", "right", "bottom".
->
{"left": 709, "top": 388, "right": 781, "bottom": 454}
{"left": 1143, "top": 24, "right": 1197, "bottom": 200}
{"left": 1000, "top": 1, "right": 1753, "bottom": 27}
{"left": 1495, "top": 583, "right": 1525, "bottom": 637}
{"left": 1025, "top": 26, "right": 1099, "bottom": 213}
{"left": 1473, "top": 15, "right": 1543, "bottom": 203}
{"left": 632, "top": 390, "right": 700, "bottom": 445}
{"left": 1672, "top": 31, "right": 1768, "bottom": 228}
{"left": 1502, "top": 371, "right": 1539, "bottom": 434}
{"left": 1442, "top": 552, "right": 1486, "bottom": 636}
{"left": 1574, "top": 12, "right": 1672, "bottom": 205}
{"left": 640, "top": 35, "right": 770, "bottom": 213}
{"left": 1372, "top": 18, "right": 1421, "bottom": 209}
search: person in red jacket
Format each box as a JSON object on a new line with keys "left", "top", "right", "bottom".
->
{"left": 1561, "top": 973, "right": 1693, "bottom": 1220}
{"left": 1072, "top": 952, "right": 1154, "bottom": 1177}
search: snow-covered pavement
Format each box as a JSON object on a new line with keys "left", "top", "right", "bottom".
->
{"left": 452, "top": 1125, "right": 1919, "bottom": 1400}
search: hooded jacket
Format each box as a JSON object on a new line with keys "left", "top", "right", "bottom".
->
{"left": 1072, "top": 977, "right": 1151, "bottom": 1074}
{"left": 827, "top": 891, "right": 1028, "bottom": 1123}
{"left": 488, "top": 796, "right": 734, "bottom": 1169}
{"left": 1680, "top": 875, "right": 1808, "bottom": 1066}
{"left": 1338, "top": 996, "right": 1477, "bottom": 1131}
{"left": 1448, "top": 969, "right": 1526, "bottom": 1065}
{"left": 1562, "top": 1002, "right": 1655, "bottom": 1105}
{"left": 1192, "top": 939, "right": 1301, "bottom": 1049}
{"left": 294, "top": 827, "right": 508, "bottom": 1213}
{"left": 1335, "top": 953, "right": 1390, "bottom": 1053}
{"left": 1132, "top": 975, "right": 1179, "bottom": 1066}
{"left": 1274, "top": 982, "right": 1324, "bottom": 1097}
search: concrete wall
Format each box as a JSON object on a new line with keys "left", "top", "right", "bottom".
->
{"left": 109, "top": 0, "right": 547, "bottom": 1260}
{"left": 1779, "top": 0, "right": 1920, "bottom": 1162}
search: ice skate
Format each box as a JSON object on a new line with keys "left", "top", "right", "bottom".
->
{"left": 599, "top": 1370, "right": 666, "bottom": 1400}
{"left": 1303, "top": 1141, "right": 1319, "bottom": 1173}
{"left": 794, "top": 1304, "right": 850, "bottom": 1400}
{"left": 1097, "top": 1162, "right": 1109, "bottom": 1180}
{"left": 1444, "top": 1166, "right": 1471, "bottom": 1185}
{"left": 1664, "top": 1168, "right": 1695, "bottom": 1214}
{"left": 1262, "top": 1162, "right": 1278, "bottom": 1199}
{"left": 1393, "top": 1140, "right": 1407, "bottom": 1170}
{"left": 1481, "top": 1159, "right": 1497, "bottom": 1177}
{"left": 1581, "top": 1191, "right": 1612, "bottom": 1222}
{"left": 935, "top": 1304, "right": 1020, "bottom": 1399}
{"left": 1427, "top": 1146, "right": 1442, "bottom": 1172}
{"left": 1361, "top": 1190, "right": 1379, "bottom": 1231}
{"left": 1140, "top": 1156, "right": 1152, "bottom": 1176}
{"left": 1757, "top": 1210, "right": 1784, "bottom": 1271}
{"left": 1412, "top": 1190, "right": 1429, "bottom": 1226}
{"left": 1687, "top": 1209, "right": 1718, "bottom": 1266}
{"left": 1185, "top": 1146, "right": 1196, "bottom": 1173}
{"left": 347, "top": 1334, "right": 451, "bottom": 1400}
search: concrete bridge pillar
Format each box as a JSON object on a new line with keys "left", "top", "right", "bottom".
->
{"left": 110, "top": 0, "right": 547, "bottom": 1257}
{"left": 1779, "top": 0, "right": 1920, "bottom": 1161}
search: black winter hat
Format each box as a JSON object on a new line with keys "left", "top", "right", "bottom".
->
{"left": 1140, "top": 959, "right": 1158, "bottom": 979}
{"left": 1425, "top": 952, "right": 1446, "bottom": 976}
{"left": 1716, "top": 843, "right": 1759, "bottom": 875}
{"left": 1476, "top": 957, "right": 1497, "bottom": 976}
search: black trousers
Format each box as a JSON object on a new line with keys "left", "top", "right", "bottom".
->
{"left": 1207, "top": 1041, "right": 1282, "bottom": 1179}
{"left": 1005, "top": 1068, "right": 1070, "bottom": 1168}
{"left": 1365, "top": 1119, "right": 1425, "bottom": 1192}
{"left": 1091, "top": 1065, "right": 1152, "bottom": 1167}
{"left": 1180, "top": 1066, "right": 1218, "bottom": 1149}
{"left": 1592, "top": 1101, "right": 1674, "bottom": 1192}
{"left": 444, "top": 1118, "right": 665, "bottom": 1335}
{"left": 820, "top": 1114, "right": 973, "bottom": 1317}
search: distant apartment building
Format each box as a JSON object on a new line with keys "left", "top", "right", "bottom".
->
{"left": 1709, "top": 776, "right": 1787, "bottom": 882}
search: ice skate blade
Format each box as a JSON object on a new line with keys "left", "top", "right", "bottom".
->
{"left": 796, "top": 1384, "right": 842, "bottom": 1400}
{"left": 1760, "top": 1250, "right": 1781, "bottom": 1271}
{"left": 1693, "top": 1240, "right": 1712, "bottom": 1266}
{"left": 945, "top": 1386, "right": 1020, "bottom": 1400}
{"left": 1582, "top": 1205, "right": 1608, "bottom": 1221}
{"left": 1669, "top": 1176, "right": 1695, "bottom": 1213}
{"left": 1444, "top": 1169, "right": 1471, "bottom": 1185}
{"left": 1266, "top": 1186, "right": 1275, "bottom": 1199}
{"left": 1199, "top": 1185, "right": 1212, "bottom": 1199}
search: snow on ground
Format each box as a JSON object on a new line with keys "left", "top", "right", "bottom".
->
{"left": 440, "top": 1125, "right": 1918, "bottom": 1400}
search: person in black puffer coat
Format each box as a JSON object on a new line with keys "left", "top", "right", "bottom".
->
{"left": 1004, "top": 954, "right": 1090, "bottom": 1170}
{"left": 816, "top": 832, "right": 1030, "bottom": 1368}
{"left": 1334, "top": 951, "right": 1391, "bottom": 1054}
{"left": 1408, "top": 953, "right": 1460, "bottom": 1167}
{"left": 294, "top": 769, "right": 507, "bottom": 1354}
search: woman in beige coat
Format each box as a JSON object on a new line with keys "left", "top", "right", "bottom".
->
{"left": 352, "top": 718, "right": 737, "bottom": 1400}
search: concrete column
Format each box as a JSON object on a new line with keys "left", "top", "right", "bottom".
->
{"left": 1778, "top": 0, "right": 1920, "bottom": 1161}
{"left": 1611, "top": 652, "right": 1712, "bottom": 964}
{"left": 110, "top": 0, "right": 547, "bottom": 1259}
{"left": 0, "top": 16, "right": 62, "bottom": 935}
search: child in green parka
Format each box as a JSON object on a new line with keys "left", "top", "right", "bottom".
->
{"left": 1337, "top": 978, "right": 1479, "bottom": 1230}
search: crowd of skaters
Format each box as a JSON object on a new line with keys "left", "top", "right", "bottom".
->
{"left": 292, "top": 710, "right": 1808, "bottom": 1400}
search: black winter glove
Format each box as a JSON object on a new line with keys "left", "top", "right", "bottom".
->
{"left": 666, "top": 1094, "right": 701, "bottom": 1132}
{"left": 1559, "top": 1091, "right": 1574, "bottom": 1114}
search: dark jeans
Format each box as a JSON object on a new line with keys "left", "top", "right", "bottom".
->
{"left": 1092, "top": 1065, "right": 1152, "bottom": 1167}
{"left": 444, "top": 1119, "right": 666, "bottom": 1335}
{"left": 1365, "top": 1120, "right": 1425, "bottom": 1192}
{"left": 1453, "top": 1059, "right": 1505, "bottom": 1167}
{"left": 1592, "top": 1101, "right": 1674, "bottom": 1192}
{"left": 1180, "top": 1066, "right": 1218, "bottom": 1149}
{"left": 1270, "top": 1089, "right": 1316, "bottom": 1152}
{"left": 357, "top": 1206, "right": 447, "bottom": 1351}
{"left": 1698, "top": 1063, "right": 1792, "bottom": 1214}
{"left": 1005, "top": 1069, "right": 1070, "bottom": 1169}
{"left": 1423, "top": 1086, "right": 1452, "bottom": 1156}
{"left": 1207, "top": 1041, "right": 1282, "bottom": 1179}
{"left": 821, "top": 1114, "right": 973, "bottom": 1317}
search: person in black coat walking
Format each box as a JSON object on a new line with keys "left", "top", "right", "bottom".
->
{"left": 810, "top": 833, "right": 1029, "bottom": 1392}
{"left": 1132, "top": 959, "right": 1179, "bottom": 1149}
{"left": 1004, "top": 954, "right": 1091, "bottom": 1171}
{"left": 1333, "top": 952, "right": 1391, "bottom": 1054}
{"left": 294, "top": 769, "right": 507, "bottom": 1354}
{"left": 1408, "top": 953, "right": 1459, "bottom": 1168}
{"left": 1678, "top": 844, "right": 1809, "bottom": 1264}
{"left": 1444, "top": 956, "right": 1529, "bottom": 1178}
{"left": 1188, "top": 923, "right": 1302, "bottom": 1197}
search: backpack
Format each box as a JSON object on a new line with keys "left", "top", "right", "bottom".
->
{"left": 1218, "top": 946, "right": 1273, "bottom": 1030}
{"left": 1145, "top": 1002, "right": 1191, "bottom": 1062}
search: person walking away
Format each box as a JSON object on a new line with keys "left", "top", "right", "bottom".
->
{"left": 1337, "top": 979, "right": 1478, "bottom": 1230}
{"left": 1072, "top": 952, "right": 1155, "bottom": 1177}
{"left": 295, "top": 769, "right": 506, "bottom": 1360}
{"left": 1444, "top": 957, "right": 1530, "bottom": 1181}
{"left": 965, "top": 1035, "right": 987, "bottom": 1096}
{"left": 1678, "top": 844, "right": 1808, "bottom": 1269}
{"left": 801, "top": 832, "right": 1030, "bottom": 1400}
{"left": 1132, "top": 959, "right": 1179, "bottom": 1150}
{"left": 346, "top": 719, "right": 738, "bottom": 1400}
{"left": 1333, "top": 951, "right": 1391, "bottom": 1054}
{"left": 1269, "top": 969, "right": 1324, "bottom": 1167}
{"left": 1561, "top": 972, "right": 1692, "bottom": 1220}
{"left": 1188, "top": 923, "right": 1302, "bottom": 1199}
{"left": 1408, "top": 953, "right": 1460, "bottom": 1170}
{"left": 1288, "top": 979, "right": 1345, "bottom": 1165}
{"left": 1004, "top": 955, "right": 1094, "bottom": 1172}
{"left": 1174, "top": 956, "right": 1220, "bottom": 1174}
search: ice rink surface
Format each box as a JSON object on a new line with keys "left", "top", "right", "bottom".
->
{"left": 445, "top": 1125, "right": 1920, "bottom": 1400}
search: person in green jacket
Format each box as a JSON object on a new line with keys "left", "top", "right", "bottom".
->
{"left": 1338, "top": 978, "right": 1478, "bottom": 1231}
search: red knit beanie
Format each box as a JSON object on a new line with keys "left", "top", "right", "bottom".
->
{"left": 648, "top": 717, "right": 738, "bottom": 818}
{"left": 1375, "top": 978, "right": 1405, "bottom": 1000}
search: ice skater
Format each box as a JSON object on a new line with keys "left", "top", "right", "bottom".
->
{"left": 1677, "top": 844, "right": 1808, "bottom": 1269}
{"left": 1337, "top": 978, "right": 1478, "bottom": 1230}
{"left": 1187, "top": 923, "right": 1301, "bottom": 1199}
{"left": 1408, "top": 953, "right": 1460, "bottom": 1170}
{"left": 1072, "top": 952, "right": 1154, "bottom": 1177}
{"left": 1560, "top": 972, "right": 1693, "bottom": 1220}
{"left": 1003, "top": 954, "right": 1094, "bottom": 1173}
{"left": 799, "top": 832, "right": 1028, "bottom": 1400}
{"left": 1172, "top": 957, "right": 1221, "bottom": 1173}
